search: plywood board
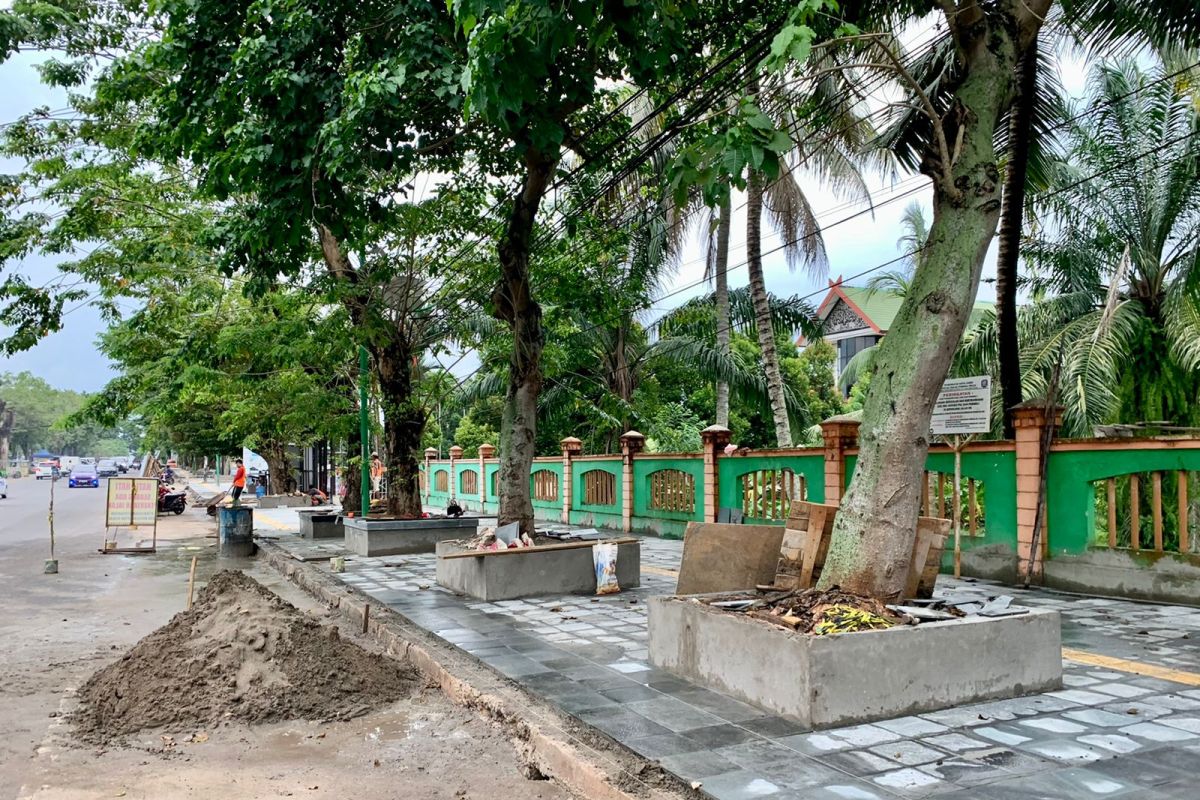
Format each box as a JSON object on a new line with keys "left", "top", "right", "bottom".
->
{"left": 676, "top": 522, "right": 785, "bottom": 595}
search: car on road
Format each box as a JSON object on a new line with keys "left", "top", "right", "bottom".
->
{"left": 96, "top": 459, "right": 120, "bottom": 478}
{"left": 33, "top": 461, "right": 59, "bottom": 480}
{"left": 68, "top": 464, "right": 100, "bottom": 488}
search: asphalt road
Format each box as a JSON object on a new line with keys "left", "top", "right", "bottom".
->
{"left": 1, "top": 472, "right": 109, "bottom": 546}
{"left": 0, "top": 475, "right": 188, "bottom": 797}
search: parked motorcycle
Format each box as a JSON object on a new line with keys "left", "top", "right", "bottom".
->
{"left": 158, "top": 482, "right": 187, "bottom": 515}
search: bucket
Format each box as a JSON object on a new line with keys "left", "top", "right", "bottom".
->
{"left": 218, "top": 506, "right": 255, "bottom": 557}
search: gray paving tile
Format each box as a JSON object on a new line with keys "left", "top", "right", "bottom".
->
{"left": 1063, "top": 708, "right": 1143, "bottom": 728}
{"left": 1118, "top": 722, "right": 1197, "bottom": 743}
{"left": 623, "top": 697, "right": 726, "bottom": 733}
{"left": 625, "top": 731, "right": 709, "bottom": 759}
{"left": 657, "top": 749, "right": 741, "bottom": 780}
{"left": 869, "top": 767, "right": 946, "bottom": 797}
{"left": 694, "top": 769, "right": 782, "bottom": 799}
{"left": 825, "top": 724, "right": 902, "bottom": 747}
{"left": 867, "top": 740, "right": 947, "bottom": 766}
{"left": 684, "top": 723, "right": 762, "bottom": 749}
{"left": 776, "top": 731, "right": 855, "bottom": 756}
{"left": 816, "top": 749, "right": 898, "bottom": 776}
{"left": 874, "top": 716, "right": 948, "bottom": 737}
{"left": 575, "top": 706, "right": 673, "bottom": 740}
{"left": 736, "top": 716, "right": 809, "bottom": 739}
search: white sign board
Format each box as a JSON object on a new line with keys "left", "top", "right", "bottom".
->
{"left": 106, "top": 477, "right": 160, "bottom": 527}
{"left": 931, "top": 376, "right": 992, "bottom": 436}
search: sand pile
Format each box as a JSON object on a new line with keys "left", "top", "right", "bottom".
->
{"left": 75, "top": 570, "right": 417, "bottom": 741}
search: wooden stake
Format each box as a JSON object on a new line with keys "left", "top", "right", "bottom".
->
{"left": 361, "top": 602, "right": 370, "bottom": 634}
{"left": 952, "top": 436, "right": 963, "bottom": 579}
{"left": 186, "top": 555, "right": 198, "bottom": 610}
{"left": 1106, "top": 478, "right": 1117, "bottom": 548}
{"left": 1152, "top": 471, "right": 1163, "bottom": 551}
{"left": 1179, "top": 471, "right": 1190, "bottom": 554}
{"left": 1130, "top": 475, "right": 1140, "bottom": 551}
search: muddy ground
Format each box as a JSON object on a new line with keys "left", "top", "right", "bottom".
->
{"left": 0, "top": 481, "right": 575, "bottom": 799}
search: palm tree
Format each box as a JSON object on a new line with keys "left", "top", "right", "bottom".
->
{"left": 961, "top": 58, "right": 1200, "bottom": 436}
{"left": 743, "top": 65, "right": 879, "bottom": 447}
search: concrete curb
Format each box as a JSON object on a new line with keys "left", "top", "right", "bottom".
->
{"left": 258, "top": 542, "right": 695, "bottom": 800}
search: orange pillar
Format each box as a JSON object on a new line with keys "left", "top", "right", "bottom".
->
{"left": 1012, "top": 405, "right": 1062, "bottom": 580}
{"left": 820, "top": 415, "right": 860, "bottom": 506}
{"left": 560, "top": 437, "right": 582, "bottom": 524}
{"left": 700, "top": 425, "right": 732, "bottom": 522}
{"left": 423, "top": 447, "right": 437, "bottom": 506}
{"left": 619, "top": 431, "right": 645, "bottom": 532}
{"left": 478, "top": 443, "right": 495, "bottom": 511}
{"left": 448, "top": 445, "right": 462, "bottom": 502}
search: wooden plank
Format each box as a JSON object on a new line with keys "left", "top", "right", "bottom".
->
{"left": 439, "top": 537, "right": 639, "bottom": 560}
{"left": 1106, "top": 478, "right": 1117, "bottom": 548}
{"left": 677, "top": 523, "right": 784, "bottom": 594}
{"left": 921, "top": 471, "right": 930, "bottom": 516}
{"left": 1130, "top": 475, "right": 1140, "bottom": 551}
{"left": 1180, "top": 472, "right": 1190, "bottom": 554}
{"left": 1152, "top": 471, "right": 1164, "bottom": 551}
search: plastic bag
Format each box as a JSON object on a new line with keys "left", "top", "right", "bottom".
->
{"left": 593, "top": 542, "right": 620, "bottom": 595}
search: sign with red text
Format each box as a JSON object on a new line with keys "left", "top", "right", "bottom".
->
{"left": 106, "top": 478, "right": 160, "bottom": 527}
{"left": 931, "top": 376, "right": 992, "bottom": 436}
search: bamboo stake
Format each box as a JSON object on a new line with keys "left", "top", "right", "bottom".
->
{"left": 1106, "top": 478, "right": 1117, "bottom": 548}
{"left": 186, "top": 555, "right": 198, "bottom": 610}
{"left": 1179, "top": 471, "right": 1189, "bottom": 554}
{"left": 1130, "top": 475, "right": 1140, "bottom": 551}
{"left": 1152, "top": 472, "right": 1163, "bottom": 551}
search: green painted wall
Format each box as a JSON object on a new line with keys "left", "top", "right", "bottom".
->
{"left": 632, "top": 458, "right": 705, "bottom": 539}
{"left": 1047, "top": 446, "right": 1200, "bottom": 554}
{"left": 530, "top": 462, "right": 565, "bottom": 513}
{"left": 571, "top": 460, "right": 623, "bottom": 530}
{"left": 718, "top": 453, "right": 825, "bottom": 523}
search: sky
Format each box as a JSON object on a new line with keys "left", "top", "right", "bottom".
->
{"left": 0, "top": 25, "right": 1093, "bottom": 394}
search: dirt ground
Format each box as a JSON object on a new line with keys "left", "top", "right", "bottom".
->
{"left": 1, "top": 486, "right": 575, "bottom": 800}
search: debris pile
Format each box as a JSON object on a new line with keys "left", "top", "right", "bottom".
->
{"left": 701, "top": 585, "right": 1028, "bottom": 635}
{"left": 462, "top": 521, "right": 535, "bottom": 551}
{"left": 701, "top": 587, "right": 909, "bottom": 634}
{"left": 74, "top": 571, "right": 418, "bottom": 741}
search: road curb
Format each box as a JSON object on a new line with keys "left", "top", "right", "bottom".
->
{"left": 258, "top": 541, "right": 695, "bottom": 800}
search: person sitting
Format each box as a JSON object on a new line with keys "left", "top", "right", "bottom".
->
{"left": 306, "top": 486, "right": 329, "bottom": 506}
{"left": 446, "top": 500, "right": 464, "bottom": 518}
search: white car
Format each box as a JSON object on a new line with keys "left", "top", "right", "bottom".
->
{"left": 0, "top": 476, "right": 7, "bottom": 498}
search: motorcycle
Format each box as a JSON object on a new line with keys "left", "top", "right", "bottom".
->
{"left": 158, "top": 481, "right": 187, "bottom": 515}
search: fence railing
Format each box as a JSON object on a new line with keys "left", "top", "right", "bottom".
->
{"left": 419, "top": 414, "right": 1200, "bottom": 583}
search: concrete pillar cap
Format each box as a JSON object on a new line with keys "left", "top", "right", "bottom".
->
{"left": 620, "top": 430, "right": 646, "bottom": 454}
{"left": 560, "top": 436, "right": 583, "bottom": 455}
{"left": 478, "top": 443, "right": 496, "bottom": 458}
{"left": 700, "top": 425, "right": 733, "bottom": 447}
{"left": 424, "top": 447, "right": 439, "bottom": 458}
{"left": 448, "top": 445, "right": 463, "bottom": 458}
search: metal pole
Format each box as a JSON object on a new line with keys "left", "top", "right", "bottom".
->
{"left": 359, "top": 345, "right": 371, "bottom": 516}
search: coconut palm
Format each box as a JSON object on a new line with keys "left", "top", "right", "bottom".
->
{"left": 743, "top": 62, "right": 880, "bottom": 447}
{"left": 959, "top": 58, "right": 1200, "bottom": 436}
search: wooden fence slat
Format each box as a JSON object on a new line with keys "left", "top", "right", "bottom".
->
{"left": 968, "top": 479, "right": 977, "bottom": 537}
{"left": 922, "top": 472, "right": 930, "bottom": 516}
{"left": 1106, "top": 478, "right": 1117, "bottom": 549}
{"left": 1130, "top": 474, "right": 1140, "bottom": 551}
{"left": 935, "top": 472, "right": 945, "bottom": 519}
{"left": 1152, "top": 472, "right": 1164, "bottom": 551}
{"left": 1180, "top": 472, "right": 1190, "bottom": 554}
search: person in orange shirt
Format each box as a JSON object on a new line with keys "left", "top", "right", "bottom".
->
{"left": 230, "top": 458, "right": 247, "bottom": 504}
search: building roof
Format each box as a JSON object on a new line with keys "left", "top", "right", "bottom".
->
{"left": 803, "top": 278, "right": 995, "bottom": 344}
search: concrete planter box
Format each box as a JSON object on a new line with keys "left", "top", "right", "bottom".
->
{"left": 435, "top": 539, "right": 641, "bottom": 601}
{"left": 648, "top": 595, "right": 1061, "bottom": 730}
{"left": 258, "top": 494, "right": 307, "bottom": 509}
{"left": 343, "top": 516, "right": 479, "bottom": 556}
{"left": 297, "top": 509, "right": 343, "bottom": 540}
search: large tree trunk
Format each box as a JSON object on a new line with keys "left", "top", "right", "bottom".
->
{"left": 376, "top": 344, "right": 424, "bottom": 518}
{"left": 0, "top": 403, "right": 12, "bottom": 475}
{"left": 493, "top": 151, "right": 556, "bottom": 534}
{"left": 995, "top": 35, "right": 1038, "bottom": 438}
{"left": 746, "top": 170, "right": 793, "bottom": 447}
{"left": 263, "top": 441, "right": 292, "bottom": 495}
{"left": 817, "top": 4, "right": 1047, "bottom": 600}
{"left": 714, "top": 195, "right": 732, "bottom": 428}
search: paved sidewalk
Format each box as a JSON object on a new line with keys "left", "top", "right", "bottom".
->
{"left": 255, "top": 507, "right": 1200, "bottom": 800}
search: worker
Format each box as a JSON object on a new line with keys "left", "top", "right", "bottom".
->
{"left": 230, "top": 458, "right": 247, "bottom": 504}
{"left": 370, "top": 452, "right": 385, "bottom": 493}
